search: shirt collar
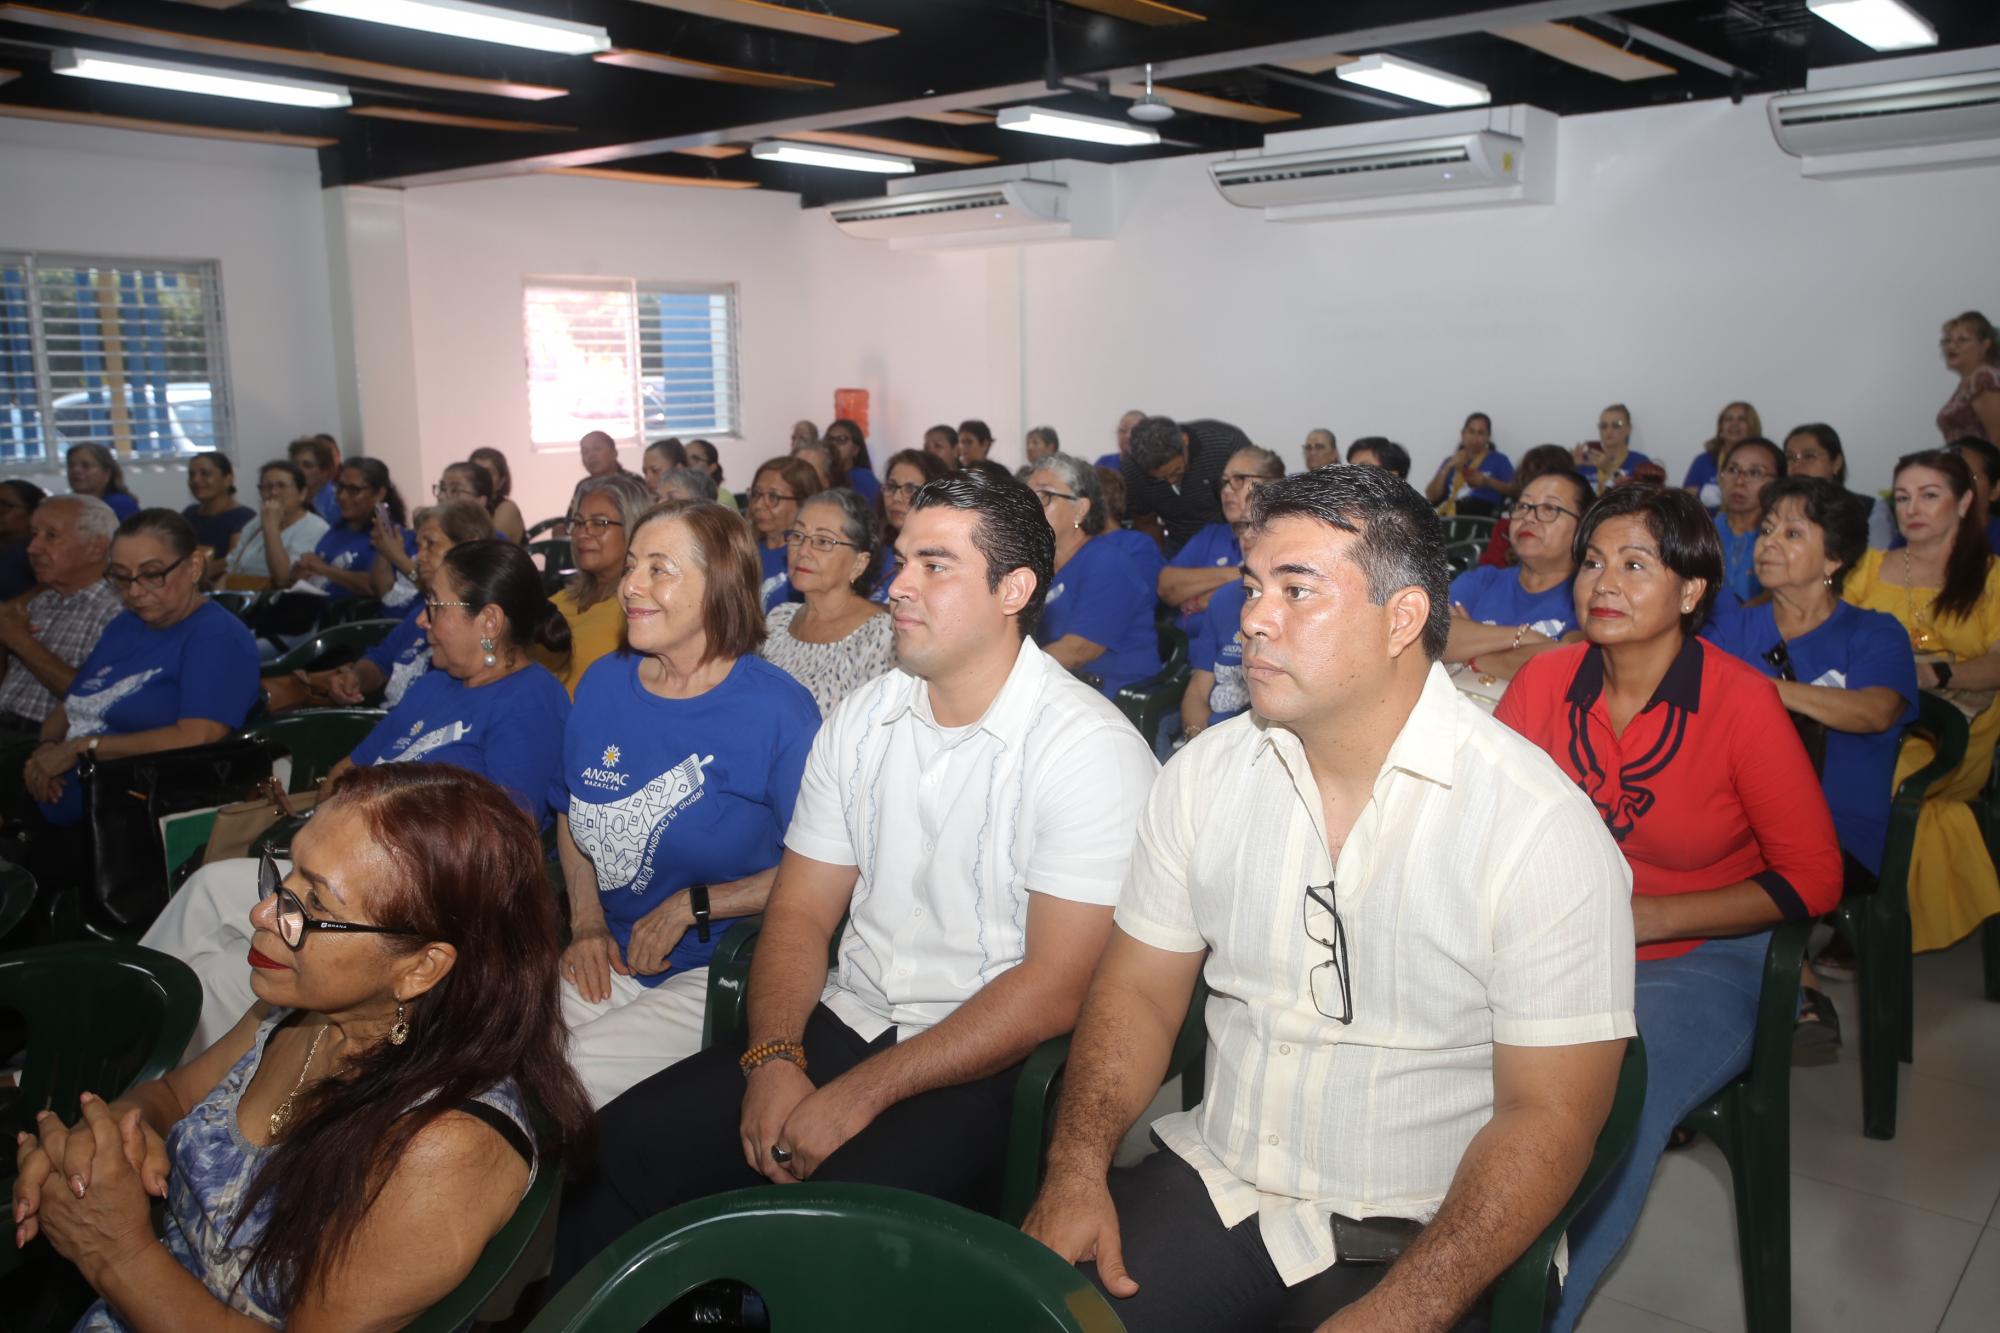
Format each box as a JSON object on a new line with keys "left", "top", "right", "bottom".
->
{"left": 1563, "top": 635, "right": 1705, "bottom": 714}
{"left": 1254, "top": 660, "right": 1461, "bottom": 793}
{"left": 877, "top": 635, "right": 1045, "bottom": 748}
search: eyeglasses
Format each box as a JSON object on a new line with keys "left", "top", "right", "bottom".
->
{"left": 1031, "top": 487, "right": 1077, "bottom": 509}
{"left": 1721, "top": 465, "right": 1776, "bottom": 481}
{"left": 745, "top": 488, "right": 797, "bottom": 506}
{"left": 1514, "top": 501, "right": 1580, "bottom": 523}
{"left": 333, "top": 482, "right": 374, "bottom": 497}
{"left": 1598, "top": 420, "right": 1630, "bottom": 432}
{"left": 1763, "top": 640, "right": 1797, "bottom": 683}
{"left": 1784, "top": 451, "right": 1828, "bottom": 466}
{"left": 259, "top": 850, "right": 421, "bottom": 952}
{"left": 433, "top": 482, "right": 478, "bottom": 499}
{"left": 1219, "top": 473, "right": 1265, "bottom": 491}
{"left": 883, "top": 482, "right": 923, "bottom": 501}
{"left": 423, "top": 599, "right": 474, "bottom": 617}
{"left": 106, "top": 553, "right": 189, "bottom": 592}
{"left": 783, "top": 530, "right": 860, "bottom": 553}
{"left": 565, "top": 513, "right": 624, "bottom": 531}
{"left": 825, "top": 433, "right": 855, "bottom": 446}
{"left": 1304, "top": 882, "right": 1353, "bottom": 1025}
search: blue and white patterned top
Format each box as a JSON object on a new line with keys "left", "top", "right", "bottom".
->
{"left": 75, "top": 1010, "right": 531, "bottom": 1331}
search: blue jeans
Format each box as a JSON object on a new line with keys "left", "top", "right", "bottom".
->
{"left": 1549, "top": 931, "right": 1771, "bottom": 1332}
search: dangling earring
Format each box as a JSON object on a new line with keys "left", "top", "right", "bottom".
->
{"left": 389, "top": 999, "right": 410, "bottom": 1046}
{"left": 480, "top": 637, "right": 497, "bottom": 668}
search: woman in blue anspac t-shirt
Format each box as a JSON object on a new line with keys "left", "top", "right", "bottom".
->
{"left": 1442, "top": 469, "right": 1595, "bottom": 696}
{"left": 556, "top": 501, "right": 820, "bottom": 1109}
{"left": 1028, "top": 454, "right": 1160, "bottom": 699}
{"left": 27, "top": 510, "right": 259, "bottom": 827}
{"left": 288, "top": 459, "right": 412, "bottom": 603}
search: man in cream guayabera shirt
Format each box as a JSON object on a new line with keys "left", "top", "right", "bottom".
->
{"left": 1026, "top": 465, "right": 1636, "bottom": 1333}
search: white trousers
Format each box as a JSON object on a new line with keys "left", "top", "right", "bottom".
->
{"left": 559, "top": 967, "right": 708, "bottom": 1109}
{"left": 138, "top": 857, "right": 264, "bottom": 1060}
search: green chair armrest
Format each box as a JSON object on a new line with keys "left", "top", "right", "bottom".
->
{"left": 701, "top": 916, "right": 765, "bottom": 1051}
{"left": 1894, "top": 692, "right": 1969, "bottom": 804}
{"left": 1749, "top": 919, "right": 1812, "bottom": 1084}
{"left": 1000, "top": 1034, "right": 1073, "bottom": 1225}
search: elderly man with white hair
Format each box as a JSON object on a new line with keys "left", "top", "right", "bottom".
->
{"left": 0, "top": 494, "right": 122, "bottom": 736}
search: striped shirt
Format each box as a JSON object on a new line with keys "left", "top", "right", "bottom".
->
{"left": 0, "top": 578, "right": 123, "bottom": 724}
{"left": 1116, "top": 663, "right": 1635, "bottom": 1285}
{"left": 785, "top": 636, "right": 1157, "bottom": 1041}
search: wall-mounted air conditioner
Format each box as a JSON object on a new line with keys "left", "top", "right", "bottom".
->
{"left": 1208, "top": 106, "right": 1555, "bottom": 222}
{"left": 1770, "top": 69, "right": 2000, "bottom": 179}
{"left": 825, "top": 162, "right": 1113, "bottom": 249}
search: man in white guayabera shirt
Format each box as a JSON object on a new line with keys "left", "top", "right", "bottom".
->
{"left": 549, "top": 469, "right": 1158, "bottom": 1293}
{"left": 1025, "top": 465, "right": 1636, "bottom": 1333}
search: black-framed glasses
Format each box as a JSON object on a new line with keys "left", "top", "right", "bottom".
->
{"left": 883, "top": 481, "right": 924, "bottom": 501}
{"left": 1763, "top": 640, "right": 1797, "bottom": 683}
{"left": 1304, "top": 882, "right": 1353, "bottom": 1025}
{"left": 745, "top": 488, "right": 798, "bottom": 506}
{"left": 259, "top": 850, "right": 421, "bottom": 952}
{"left": 783, "top": 530, "right": 859, "bottom": 553}
{"left": 565, "top": 513, "right": 623, "bottom": 531}
{"left": 1219, "top": 473, "right": 1266, "bottom": 491}
{"left": 1514, "top": 501, "right": 1580, "bottom": 524}
{"left": 433, "top": 482, "right": 478, "bottom": 499}
{"left": 1031, "top": 487, "right": 1077, "bottom": 509}
{"left": 423, "top": 599, "right": 474, "bottom": 617}
{"left": 333, "top": 482, "right": 374, "bottom": 497}
{"left": 106, "top": 553, "right": 189, "bottom": 592}
{"left": 1721, "top": 465, "right": 1776, "bottom": 482}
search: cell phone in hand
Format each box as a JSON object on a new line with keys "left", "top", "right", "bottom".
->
{"left": 375, "top": 502, "right": 392, "bottom": 528}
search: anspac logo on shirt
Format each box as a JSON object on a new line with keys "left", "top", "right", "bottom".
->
{"left": 569, "top": 752, "right": 718, "bottom": 893}
{"left": 581, "top": 742, "right": 630, "bottom": 791}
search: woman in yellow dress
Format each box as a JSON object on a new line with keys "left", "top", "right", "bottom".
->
{"left": 1843, "top": 448, "right": 2000, "bottom": 950}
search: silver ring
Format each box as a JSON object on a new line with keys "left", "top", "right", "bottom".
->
{"left": 770, "top": 1145, "right": 793, "bottom": 1164}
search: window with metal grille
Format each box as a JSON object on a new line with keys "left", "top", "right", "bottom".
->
{"left": 0, "top": 253, "right": 231, "bottom": 465}
{"left": 638, "top": 283, "right": 739, "bottom": 439}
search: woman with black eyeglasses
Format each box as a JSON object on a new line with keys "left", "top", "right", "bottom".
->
{"left": 1443, "top": 468, "right": 1595, "bottom": 701}
{"left": 824, "top": 418, "right": 880, "bottom": 506}
{"left": 757, "top": 488, "right": 893, "bottom": 717}
{"left": 873, "top": 448, "right": 950, "bottom": 603}
{"left": 143, "top": 541, "right": 572, "bottom": 1053}
{"left": 1705, "top": 477, "right": 1917, "bottom": 1057}
{"left": 287, "top": 458, "right": 411, "bottom": 604}
{"left": 538, "top": 471, "right": 653, "bottom": 696}
{"left": 24, "top": 509, "right": 258, "bottom": 827}
{"left": 744, "top": 456, "right": 824, "bottom": 613}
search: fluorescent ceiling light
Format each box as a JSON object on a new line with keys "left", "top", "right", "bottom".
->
{"left": 290, "top": 0, "right": 610, "bottom": 56}
{"left": 751, "top": 140, "right": 914, "bottom": 173}
{"left": 52, "top": 48, "right": 351, "bottom": 108}
{"left": 1336, "top": 53, "right": 1490, "bottom": 107}
{"left": 996, "top": 106, "right": 1160, "bottom": 147}
{"left": 1805, "top": 0, "right": 1938, "bottom": 52}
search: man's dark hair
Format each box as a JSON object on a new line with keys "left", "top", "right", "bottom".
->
{"left": 1346, "top": 437, "right": 1411, "bottom": 480}
{"left": 1572, "top": 483, "right": 1724, "bottom": 635}
{"left": 910, "top": 468, "right": 1055, "bottom": 639}
{"left": 1127, "top": 416, "right": 1186, "bottom": 476}
{"left": 1247, "top": 465, "right": 1451, "bottom": 659}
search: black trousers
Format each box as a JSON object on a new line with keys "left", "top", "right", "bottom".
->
{"left": 549, "top": 1002, "right": 1022, "bottom": 1298}
{"left": 1083, "top": 1145, "right": 1525, "bottom": 1333}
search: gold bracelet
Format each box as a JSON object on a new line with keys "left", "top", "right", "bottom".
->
{"left": 739, "top": 1040, "right": 807, "bottom": 1076}
{"left": 1510, "top": 624, "right": 1528, "bottom": 651}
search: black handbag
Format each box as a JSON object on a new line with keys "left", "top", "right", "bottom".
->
{"left": 79, "top": 737, "right": 276, "bottom": 933}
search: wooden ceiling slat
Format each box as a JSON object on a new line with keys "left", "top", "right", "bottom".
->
{"left": 671, "top": 144, "right": 747, "bottom": 158}
{"left": 1489, "top": 22, "right": 1676, "bottom": 82}
{"left": 593, "top": 49, "right": 833, "bottom": 90}
{"left": 785, "top": 128, "right": 995, "bottom": 164}
{"left": 625, "top": 0, "right": 896, "bottom": 45}
{"left": 910, "top": 110, "right": 994, "bottom": 126}
{"left": 161, "top": 0, "right": 254, "bottom": 8}
{"left": 350, "top": 106, "right": 575, "bottom": 133}
{"left": 1059, "top": 0, "right": 1204, "bottom": 26}
{"left": 547, "top": 166, "right": 759, "bottom": 189}
{"left": 0, "top": 66, "right": 17, "bottom": 86}
{"left": 0, "top": 4, "right": 568, "bottom": 100}
{"left": 1107, "top": 82, "right": 1298, "bottom": 123}
{"left": 0, "top": 101, "right": 335, "bottom": 146}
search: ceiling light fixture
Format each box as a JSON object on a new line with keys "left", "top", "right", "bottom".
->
{"left": 290, "top": 0, "right": 610, "bottom": 56}
{"left": 1335, "top": 53, "right": 1490, "bottom": 107}
{"left": 1129, "top": 62, "right": 1173, "bottom": 123}
{"left": 751, "top": 140, "right": 914, "bottom": 173}
{"left": 996, "top": 105, "right": 1160, "bottom": 147}
{"left": 1805, "top": 0, "right": 1938, "bottom": 52}
{"left": 52, "top": 48, "right": 351, "bottom": 108}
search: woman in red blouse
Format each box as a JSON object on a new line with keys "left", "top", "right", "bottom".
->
{"left": 1496, "top": 484, "right": 1841, "bottom": 1331}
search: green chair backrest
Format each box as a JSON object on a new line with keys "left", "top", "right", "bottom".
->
{"left": 525, "top": 1183, "right": 1125, "bottom": 1333}
{"left": 403, "top": 1148, "right": 561, "bottom": 1333}
{"left": 0, "top": 943, "right": 200, "bottom": 1138}
{"left": 260, "top": 619, "right": 401, "bottom": 678}
{"left": 245, "top": 708, "right": 388, "bottom": 794}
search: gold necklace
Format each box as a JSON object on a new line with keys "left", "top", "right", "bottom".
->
{"left": 269, "top": 1023, "right": 330, "bottom": 1140}
{"left": 1903, "top": 548, "right": 1943, "bottom": 653}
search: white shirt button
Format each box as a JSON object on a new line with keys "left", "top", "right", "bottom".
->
{"left": 913, "top": 907, "right": 924, "bottom": 918}
{"left": 897, "top": 966, "right": 911, "bottom": 978}
{"left": 1278, "top": 1043, "right": 1291, "bottom": 1055}
{"left": 1267, "top": 1134, "right": 1280, "bottom": 1147}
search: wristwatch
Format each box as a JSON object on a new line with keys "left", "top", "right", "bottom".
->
{"left": 688, "top": 884, "right": 712, "bottom": 943}
{"left": 1934, "top": 661, "right": 1955, "bottom": 689}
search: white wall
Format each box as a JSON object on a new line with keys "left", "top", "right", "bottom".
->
{"left": 0, "top": 116, "right": 341, "bottom": 505}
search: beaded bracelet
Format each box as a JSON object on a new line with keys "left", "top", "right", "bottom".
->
{"left": 739, "top": 1040, "right": 807, "bottom": 1076}
{"left": 1510, "top": 623, "right": 1529, "bottom": 651}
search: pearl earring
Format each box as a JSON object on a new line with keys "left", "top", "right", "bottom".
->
{"left": 480, "top": 636, "right": 497, "bottom": 668}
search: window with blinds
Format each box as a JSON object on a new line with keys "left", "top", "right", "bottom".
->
{"left": 638, "top": 284, "right": 739, "bottom": 439}
{"left": 0, "top": 253, "right": 231, "bottom": 465}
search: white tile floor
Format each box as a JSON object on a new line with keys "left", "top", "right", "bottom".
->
{"left": 1581, "top": 930, "right": 2000, "bottom": 1333}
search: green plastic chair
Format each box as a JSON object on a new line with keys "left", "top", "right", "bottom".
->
{"left": 258, "top": 618, "right": 400, "bottom": 677}
{"left": 523, "top": 1183, "right": 1125, "bottom": 1333}
{"left": 528, "top": 539, "right": 576, "bottom": 576}
{"left": 245, "top": 708, "right": 387, "bottom": 794}
{"left": 0, "top": 859, "right": 37, "bottom": 946}
{"left": 403, "top": 1148, "right": 560, "bottom": 1333}
{"left": 320, "top": 597, "right": 387, "bottom": 628}
{"left": 1443, "top": 540, "right": 1484, "bottom": 575}
{"left": 1488, "top": 1036, "right": 1649, "bottom": 1330}
{"left": 1113, "top": 626, "right": 1191, "bottom": 741}
{"left": 1830, "top": 693, "right": 1966, "bottom": 1139}
{"left": 1968, "top": 740, "right": 2000, "bottom": 1003}
{"left": 1439, "top": 514, "right": 1497, "bottom": 547}
{"left": 0, "top": 943, "right": 200, "bottom": 1140}
{"left": 1675, "top": 919, "right": 1810, "bottom": 1333}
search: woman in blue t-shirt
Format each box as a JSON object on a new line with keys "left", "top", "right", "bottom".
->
{"left": 25, "top": 509, "right": 259, "bottom": 826}
{"left": 289, "top": 458, "right": 412, "bottom": 603}
{"left": 1714, "top": 437, "right": 1786, "bottom": 605}
{"left": 1443, "top": 469, "right": 1595, "bottom": 698}
{"left": 1684, "top": 400, "right": 1761, "bottom": 509}
{"left": 872, "top": 449, "right": 950, "bottom": 603}
{"left": 1159, "top": 445, "right": 1283, "bottom": 632}
{"left": 1705, "top": 477, "right": 1917, "bottom": 1057}
{"left": 1574, "top": 404, "right": 1654, "bottom": 491}
{"left": 180, "top": 451, "right": 254, "bottom": 564}
{"left": 746, "top": 456, "right": 823, "bottom": 613}
{"left": 1028, "top": 453, "right": 1161, "bottom": 699}
{"left": 557, "top": 500, "right": 820, "bottom": 1108}
{"left": 66, "top": 443, "right": 139, "bottom": 521}
{"left": 826, "top": 418, "right": 880, "bottom": 505}
{"left": 1424, "top": 411, "right": 1516, "bottom": 517}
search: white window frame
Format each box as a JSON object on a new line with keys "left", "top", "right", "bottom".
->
{"left": 0, "top": 250, "right": 233, "bottom": 465}
{"left": 637, "top": 280, "right": 741, "bottom": 441}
